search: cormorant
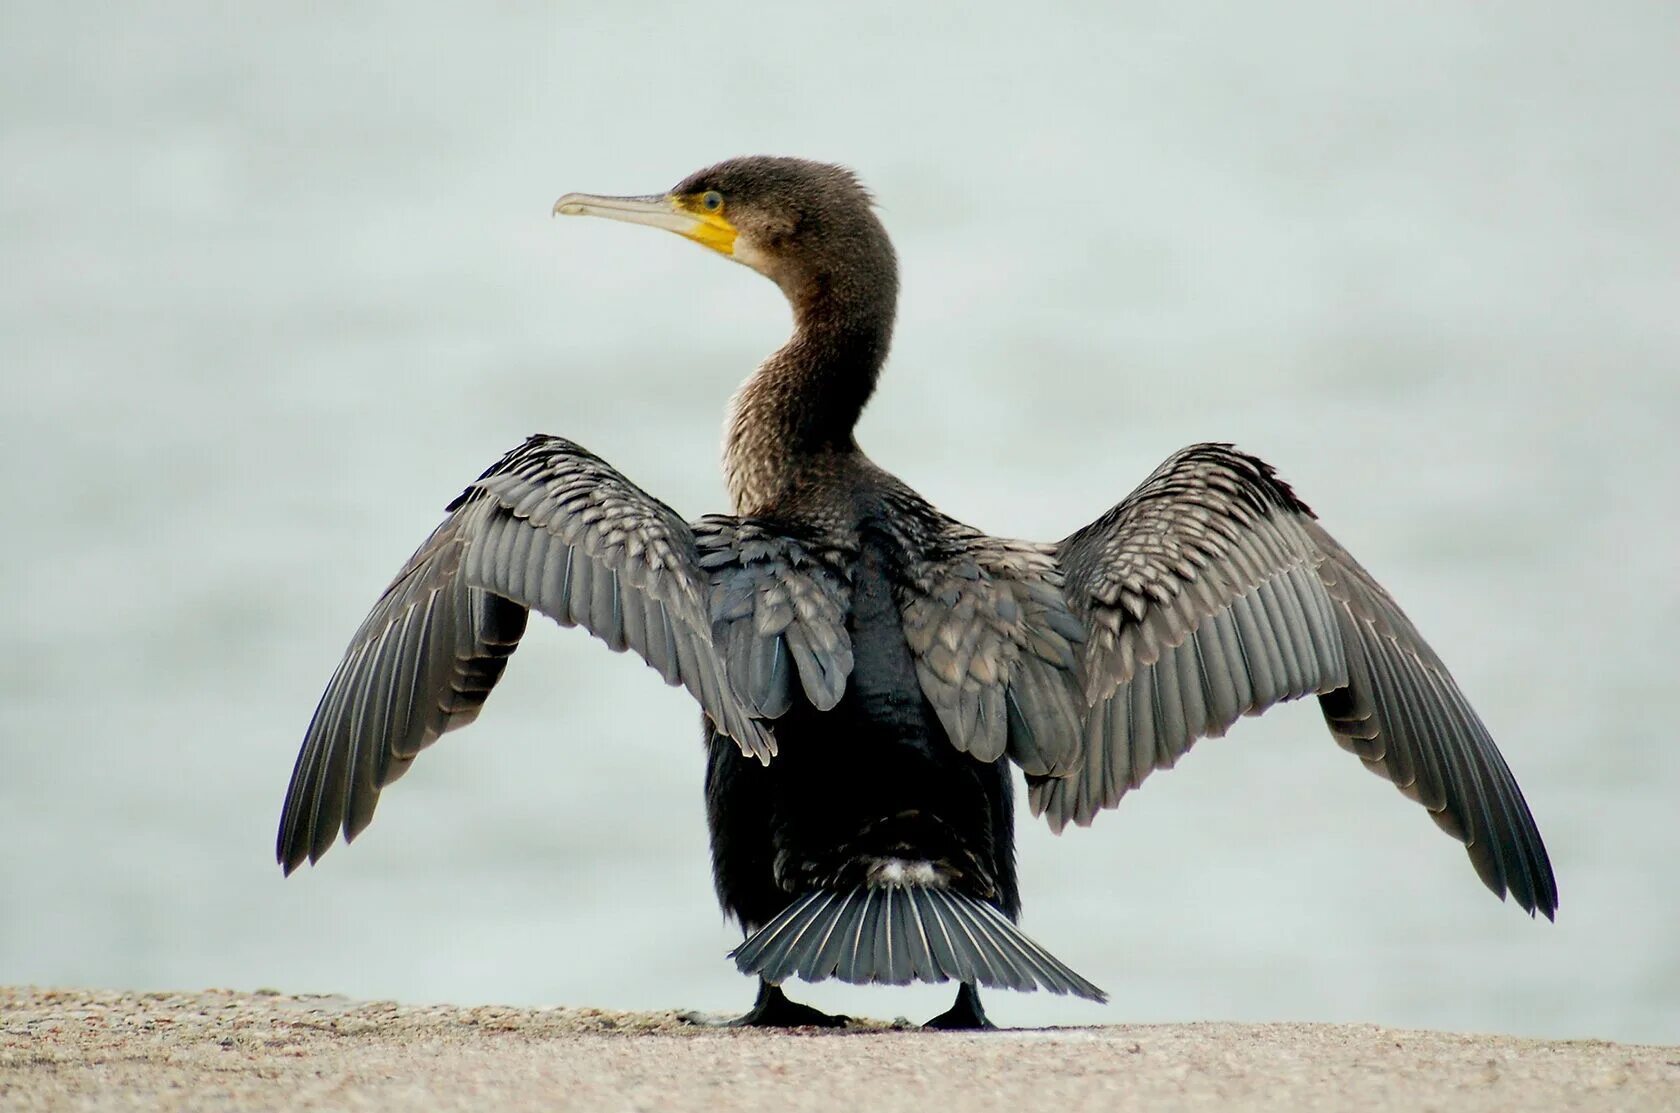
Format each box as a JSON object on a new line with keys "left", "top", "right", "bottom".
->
{"left": 277, "top": 156, "right": 1557, "bottom": 1030}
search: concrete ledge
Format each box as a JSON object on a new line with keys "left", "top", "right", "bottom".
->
{"left": 4, "top": 987, "right": 1675, "bottom": 1112}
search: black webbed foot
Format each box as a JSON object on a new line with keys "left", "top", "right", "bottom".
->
{"left": 924, "top": 983, "right": 996, "bottom": 1030}
{"left": 682, "top": 979, "right": 850, "bottom": 1028}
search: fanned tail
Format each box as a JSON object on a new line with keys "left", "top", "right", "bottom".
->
{"left": 729, "top": 886, "right": 1107, "bottom": 1003}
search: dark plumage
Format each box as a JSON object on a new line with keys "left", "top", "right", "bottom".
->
{"left": 277, "top": 155, "right": 1557, "bottom": 1029}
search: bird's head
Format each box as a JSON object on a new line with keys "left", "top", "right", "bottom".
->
{"left": 554, "top": 156, "right": 896, "bottom": 312}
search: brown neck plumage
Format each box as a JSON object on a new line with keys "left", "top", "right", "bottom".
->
{"left": 724, "top": 270, "right": 897, "bottom": 517}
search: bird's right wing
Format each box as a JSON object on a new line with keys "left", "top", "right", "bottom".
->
{"left": 277, "top": 435, "right": 772, "bottom": 873}
{"left": 884, "top": 505, "right": 1089, "bottom": 780}
{"left": 1034, "top": 443, "right": 1556, "bottom": 918}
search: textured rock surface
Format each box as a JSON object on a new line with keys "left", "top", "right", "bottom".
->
{"left": 4, "top": 987, "right": 1676, "bottom": 1112}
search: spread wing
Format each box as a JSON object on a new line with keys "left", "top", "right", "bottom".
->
{"left": 696, "top": 516, "right": 855, "bottom": 718}
{"left": 1033, "top": 443, "right": 1557, "bottom": 918}
{"left": 277, "top": 435, "right": 773, "bottom": 873}
{"left": 884, "top": 495, "right": 1089, "bottom": 779}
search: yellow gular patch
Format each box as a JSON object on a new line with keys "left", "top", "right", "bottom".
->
{"left": 674, "top": 196, "right": 738, "bottom": 256}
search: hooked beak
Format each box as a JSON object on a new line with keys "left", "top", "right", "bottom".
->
{"left": 553, "top": 191, "right": 738, "bottom": 256}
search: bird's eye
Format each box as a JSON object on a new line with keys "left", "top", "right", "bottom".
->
{"left": 701, "top": 190, "right": 724, "bottom": 212}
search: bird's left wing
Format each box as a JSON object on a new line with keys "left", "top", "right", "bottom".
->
{"left": 277, "top": 435, "right": 771, "bottom": 872}
{"left": 696, "top": 516, "right": 855, "bottom": 718}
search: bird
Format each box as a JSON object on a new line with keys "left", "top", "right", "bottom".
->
{"left": 276, "top": 155, "right": 1557, "bottom": 1030}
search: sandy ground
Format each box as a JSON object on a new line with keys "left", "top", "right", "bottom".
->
{"left": 3, "top": 987, "right": 1676, "bottom": 1112}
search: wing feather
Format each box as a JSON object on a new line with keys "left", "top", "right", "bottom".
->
{"left": 884, "top": 496, "right": 1087, "bottom": 778}
{"left": 695, "top": 517, "right": 854, "bottom": 718}
{"left": 277, "top": 435, "right": 774, "bottom": 873}
{"left": 1029, "top": 443, "right": 1556, "bottom": 918}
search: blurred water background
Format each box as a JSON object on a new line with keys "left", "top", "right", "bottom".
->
{"left": 4, "top": 2, "right": 1677, "bottom": 1042}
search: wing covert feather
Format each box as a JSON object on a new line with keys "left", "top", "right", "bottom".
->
{"left": 878, "top": 490, "right": 1088, "bottom": 779}
{"left": 697, "top": 516, "right": 855, "bottom": 718}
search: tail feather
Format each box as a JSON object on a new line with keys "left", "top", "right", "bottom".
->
{"left": 730, "top": 886, "right": 1107, "bottom": 1003}
{"left": 802, "top": 888, "right": 865, "bottom": 982}
{"left": 755, "top": 890, "right": 839, "bottom": 981}
{"left": 940, "top": 891, "right": 1024, "bottom": 989}
{"left": 912, "top": 888, "right": 964, "bottom": 981}
{"left": 843, "top": 888, "right": 880, "bottom": 984}
{"left": 940, "top": 889, "right": 1087, "bottom": 994}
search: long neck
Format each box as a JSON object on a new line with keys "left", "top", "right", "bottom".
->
{"left": 724, "top": 275, "right": 896, "bottom": 516}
